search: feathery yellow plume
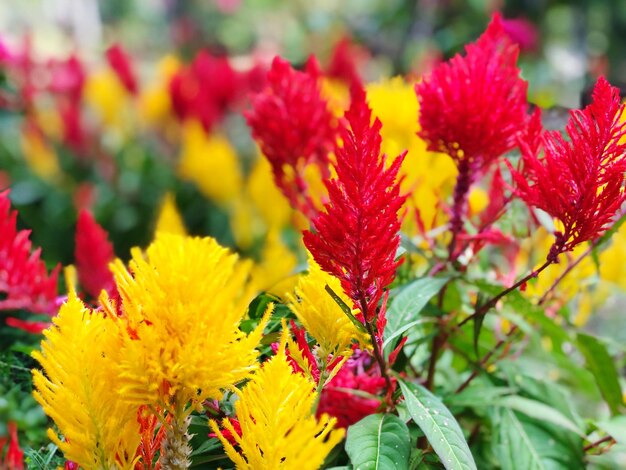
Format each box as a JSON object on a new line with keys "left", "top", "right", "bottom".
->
{"left": 287, "top": 254, "right": 369, "bottom": 360}
{"left": 155, "top": 192, "right": 187, "bottom": 237}
{"left": 111, "top": 233, "right": 267, "bottom": 410}
{"left": 210, "top": 329, "right": 345, "bottom": 469}
{"left": 32, "top": 293, "right": 140, "bottom": 470}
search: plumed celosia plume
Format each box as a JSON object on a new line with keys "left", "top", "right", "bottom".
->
{"left": 246, "top": 56, "right": 338, "bottom": 218}
{"left": 109, "top": 233, "right": 269, "bottom": 410}
{"left": 105, "top": 44, "right": 138, "bottom": 95}
{"left": 415, "top": 12, "right": 528, "bottom": 169}
{"left": 0, "top": 422, "right": 24, "bottom": 470}
{"left": 0, "top": 190, "right": 58, "bottom": 315}
{"left": 510, "top": 76, "right": 626, "bottom": 258}
{"left": 32, "top": 291, "right": 141, "bottom": 470}
{"left": 303, "top": 86, "right": 405, "bottom": 323}
{"left": 75, "top": 210, "right": 117, "bottom": 299}
{"left": 210, "top": 330, "right": 345, "bottom": 469}
{"left": 287, "top": 253, "right": 369, "bottom": 360}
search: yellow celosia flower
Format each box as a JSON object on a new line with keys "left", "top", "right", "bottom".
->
{"left": 32, "top": 292, "right": 140, "bottom": 470}
{"left": 154, "top": 192, "right": 186, "bottom": 237}
{"left": 287, "top": 255, "right": 369, "bottom": 360}
{"left": 366, "top": 77, "right": 457, "bottom": 236}
{"left": 138, "top": 55, "right": 181, "bottom": 128}
{"left": 247, "top": 157, "right": 291, "bottom": 229}
{"left": 178, "top": 123, "right": 243, "bottom": 205}
{"left": 110, "top": 233, "right": 267, "bottom": 410}
{"left": 84, "top": 69, "right": 131, "bottom": 132}
{"left": 20, "top": 125, "right": 60, "bottom": 182}
{"left": 210, "top": 330, "right": 345, "bottom": 470}
{"left": 249, "top": 228, "right": 298, "bottom": 298}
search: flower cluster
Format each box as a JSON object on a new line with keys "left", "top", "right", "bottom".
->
{"left": 511, "top": 77, "right": 626, "bottom": 257}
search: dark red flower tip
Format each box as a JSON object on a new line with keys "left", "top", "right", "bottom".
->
{"left": 75, "top": 210, "right": 117, "bottom": 299}
{"left": 303, "top": 85, "right": 406, "bottom": 322}
{"left": 416, "top": 12, "right": 528, "bottom": 169}
{"left": 0, "top": 190, "right": 58, "bottom": 316}
{"left": 105, "top": 44, "right": 138, "bottom": 95}
{"left": 327, "top": 37, "right": 363, "bottom": 88}
{"left": 245, "top": 56, "right": 338, "bottom": 218}
{"left": 510, "top": 76, "right": 626, "bottom": 256}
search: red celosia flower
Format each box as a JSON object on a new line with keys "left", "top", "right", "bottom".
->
{"left": 317, "top": 351, "right": 386, "bottom": 429}
{"left": 303, "top": 86, "right": 405, "bottom": 323}
{"left": 510, "top": 76, "right": 626, "bottom": 258}
{"left": 416, "top": 13, "right": 527, "bottom": 169}
{"left": 105, "top": 44, "right": 138, "bottom": 95}
{"left": 0, "top": 422, "right": 24, "bottom": 470}
{"left": 169, "top": 51, "right": 242, "bottom": 132}
{"left": 246, "top": 56, "right": 338, "bottom": 219}
{"left": 501, "top": 17, "right": 539, "bottom": 53}
{"left": 0, "top": 190, "right": 58, "bottom": 315}
{"left": 75, "top": 210, "right": 117, "bottom": 299}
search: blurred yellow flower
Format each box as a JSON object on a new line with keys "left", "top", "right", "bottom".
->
{"left": 366, "top": 77, "right": 457, "bottom": 235}
{"left": 249, "top": 228, "right": 298, "bottom": 298}
{"left": 110, "top": 233, "right": 267, "bottom": 410}
{"left": 32, "top": 293, "right": 140, "bottom": 470}
{"left": 210, "top": 330, "right": 345, "bottom": 469}
{"left": 287, "top": 255, "right": 369, "bottom": 360}
{"left": 155, "top": 192, "right": 186, "bottom": 237}
{"left": 138, "top": 55, "right": 181, "bottom": 128}
{"left": 84, "top": 69, "right": 131, "bottom": 132}
{"left": 178, "top": 123, "right": 243, "bottom": 205}
{"left": 20, "top": 125, "right": 60, "bottom": 182}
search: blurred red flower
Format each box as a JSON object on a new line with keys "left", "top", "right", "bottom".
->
{"left": 75, "top": 210, "right": 117, "bottom": 300}
{"left": 106, "top": 44, "right": 138, "bottom": 95}
{"left": 246, "top": 56, "right": 338, "bottom": 219}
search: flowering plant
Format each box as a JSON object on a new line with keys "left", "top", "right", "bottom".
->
{"left": 1, "top": 10, "right": 626, "bottom": 470}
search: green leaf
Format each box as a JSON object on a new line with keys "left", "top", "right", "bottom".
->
{"left": 384, "top": 277, "right": 448, "bottom": 352}
{"left": 445, "top": 386, "right": 517, "bottom": 408}
{"left": 345, "top": 413, "right": 411, "bottom": 469}
{"left": 497, "top": 396, "right": 584, "bottom": 437}
{"left": 576, "top": 333, "right": 623, "bottom": 416}
{"left": 495, "top": 407, "right": 584, "bottom": 470}
{"left": 596, "top": 415, "right": 626, "bottom": 445}
{"left": 325, "top": 284, "right": 368, "bottom": 336}
{"left": 398, "top": 379, "right": 477, "bottom": 470}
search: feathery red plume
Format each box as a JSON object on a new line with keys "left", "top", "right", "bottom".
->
{"left": 303, "top": 86, "right": 405, "bottom": 323}
{"left": 0, "top": 422, "right": 23, "bottom": 470}
{"left": 105, "top": 44, "right": 138, "bottom": 95}
{"left": 510, "top": 76, "right": 626, "bottom": 258}
{"left": 416, "top": 13, "right": 528, "bottom": 168}
{"left": 75, "top": 210, "right": 117, "bottom": 299}
{"left": 246, "top": 56, "right": 337, "bottom": 219}
{"left": 0, "top": 190, "right": 58, "bottom": 315}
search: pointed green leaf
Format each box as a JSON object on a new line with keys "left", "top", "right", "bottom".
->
{"left": 577, "top": 333, "right": 623, "bottom": 416}
{"left": 325, "top": 284, "right": 368, "bottom": 335}
{"left": 399, "top": 379, "right": 477, "bottom": 470}
{"left": 345, "top": 413, "right": 411, "bottom": 470}
{"left": 384, "top": 277, "right": 448, "bottom": 352}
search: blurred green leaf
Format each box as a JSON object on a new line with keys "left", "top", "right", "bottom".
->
{"left": 577, "top": 333, "right": 623, "bottom": 416}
